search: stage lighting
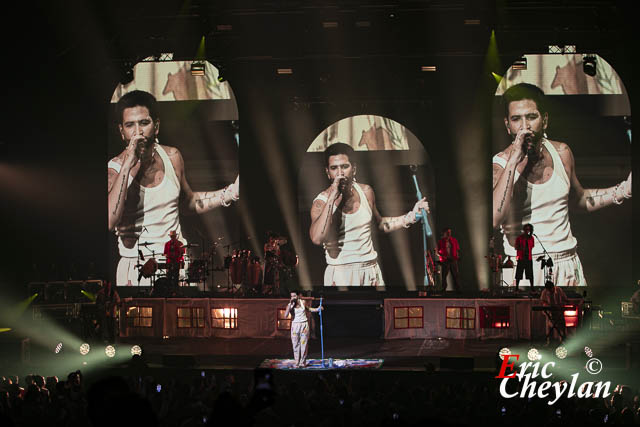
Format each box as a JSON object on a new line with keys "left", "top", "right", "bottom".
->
{"left": 119, "top": 62, "right": 134, "bottom": 85}
{"left": 555, "top": 346, "right": 568, "bottom": 359}
{"left": 512, "top": 57, "right": 527, "bottom": 71}
{"left": 548, "top": 45, "right": 563, "bottom": 54}
{"left": 55, "top": 343, "right": 63, "bottom": 354}
{"left": 131, "top": 345, "right": 142, "bottom": 356}
{"left": 583, "top": 55, "right": 597, "bottom": 77}
{"left": 191, "top": 62, "right": 206, "bottom": 76}
{"left": 79, "top": 343, "right": 90, "bottom": 355}
{"left": 498, "top": 347, "right": 511, "bottom": 360}
{"left": 527, "top": 348, "right": 541, "bottom": 361}
{"left": 105, "top": 345, "right": 116, "bottom": 358}
{"left": 420, "top": 66, "right": 437, "bottom": 72}
{"left": 277, "top": 68, "right": 293, "bottom": 75}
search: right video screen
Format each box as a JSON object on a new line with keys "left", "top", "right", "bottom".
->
{"left": 491, "top": 54, "right": 632, "bottom": 289}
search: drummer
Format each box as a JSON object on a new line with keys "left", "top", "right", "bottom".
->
{"left": 263, "top": 231, "right": 288, "bottom": 294}
{"left": 164, "top": 230, "right": 185, "bottom": 287}
{"left": 264, "top": 231, "right": 287, "bottom": 259}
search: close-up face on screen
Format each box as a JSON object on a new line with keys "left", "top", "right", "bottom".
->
{"left": 491, "top": 54, "right": 631, "bottom": 295}
{"left": 107, "top": 60, "right": 240, "bottom": 291}
{"left": 298, "top": 115, "right": 437, "bottom": 290}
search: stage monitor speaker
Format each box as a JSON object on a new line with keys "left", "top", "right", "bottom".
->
{"left": 162, "top": 354, "right": 197, "bottom": 368}
{"left": 439, "top": 357, "right": 474, "bottom": 371}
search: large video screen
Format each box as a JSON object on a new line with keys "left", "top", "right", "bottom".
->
{"left": 491, "top": 54, "right": 631, "bottom": 290}
{"left": 298, "top": 115, "right": 437, "bottom": 289}
{"left": 107, "top": 60, "right": 240, "bottom": 292}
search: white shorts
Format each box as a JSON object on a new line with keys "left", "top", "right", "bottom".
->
{"left": 506, "top": 248, "right": 587, "bottom": 287}
{"left": 324, "top": 260, "right": 385, "bottom": 287}
{"left": 116, "top": 257, "right": 151, "bottom": 286}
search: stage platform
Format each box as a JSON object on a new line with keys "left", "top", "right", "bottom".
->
{"left": 117, "top": 295, "right": 584, "bottom": 341}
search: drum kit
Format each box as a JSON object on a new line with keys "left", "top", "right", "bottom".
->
{"left": 136, "top": 241, "right": 217, "bottom": 295}
{"left": 135, "top": 234, "right": 299, "bottom": 296}
{"left": 224, "top": 235, "right": 298, "bottom": 296}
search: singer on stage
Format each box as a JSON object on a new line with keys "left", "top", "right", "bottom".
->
{"left": 287, "top": 291, "right": 323, "bottom": 368}
{"left": 108, "top": 90, "right": 239, "bottom": 286}
{"left": 514, "top": 223, "right": 535, "bottom": 290}
{"left": 492, "top": 83, "right": 632, "bottom": 287}
{"left": 309, "top": 142, "right": 429, "bottom": 286}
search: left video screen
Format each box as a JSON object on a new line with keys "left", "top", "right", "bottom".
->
{"left": 107, "top": 61, "right": 240, "bottom": 293}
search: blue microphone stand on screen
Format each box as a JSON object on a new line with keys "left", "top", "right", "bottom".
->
{"left": 409, "top": 165, "right": 433, "bottom": 288}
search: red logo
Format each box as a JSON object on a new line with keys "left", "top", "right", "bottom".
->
{"left": 495, "top": 354, "right": 520, "bottom": 379}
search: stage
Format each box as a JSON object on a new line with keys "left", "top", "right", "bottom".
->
{"left": 116, "top": 294, "right": 584, "bottom": 341}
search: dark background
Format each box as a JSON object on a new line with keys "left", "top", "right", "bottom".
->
{"left": 0, "top": 1, "right": 635, "bottom": 309}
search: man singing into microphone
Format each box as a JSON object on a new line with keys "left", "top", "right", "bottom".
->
{"left": 108, "top": 90, "right": 239, "bottom": 286}
{"left": 492, "top": 83, "right": 632, "bottom": 287}
{"left": 310, "top": 142, "right": 429, "bottom": 286}
{"left": 287, "top": 291, "right": 323, "bottom": 368}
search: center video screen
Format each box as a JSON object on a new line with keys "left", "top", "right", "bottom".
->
{"left": 297, "top": 115, "right": 437, "bottom": 290}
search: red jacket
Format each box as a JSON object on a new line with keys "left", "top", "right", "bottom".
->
{"left": 515, "top": 234, "right": 534, "bottom": 261}
{"left": 164, "top": 239, "right": 185, "bottom": 264}
{"left": 437, "top": 237, "right": 459, "bottom": 262}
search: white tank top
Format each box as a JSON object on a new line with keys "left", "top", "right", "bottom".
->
{"left": 292, "top": 303, "right": 307, "bottom": 323}
{"left": 313, "top": 182, "right": 378, "bottom": 265}
{"left": 493, "top": 139, "right": 577, "bottom": 256}
{"left": 108, "top": 144, "right": 186, "bottom": 258}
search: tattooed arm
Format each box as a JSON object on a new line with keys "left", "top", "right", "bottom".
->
{"left": 361, "top": 184, "right": 429, "bottom": 233}
{"left": 558, "top": 143, "right": 632, "bottom": 212}
{"left": 493, "top": 128, "right": 532, "bottom": 229}
{"left": 108, "top": 138, "right": 142, "bottom": 231}
{"left": 310, "top": 177, "right": 343, "bottom": 245}
{"left": 492, "top": 162, "right": 517, "bottom": 229}
{"left": 169, "top": 147, "right": 239, "bottom": 214}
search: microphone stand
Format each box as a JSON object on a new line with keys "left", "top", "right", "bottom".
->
{"left": 318, "top": 297, "right": 326, "bottom": 367}
{"left": 533, "top": 233, "right": 553, "bottom": 286}
{"left": 410, "top": 169, "right": 433, "bottom": 287}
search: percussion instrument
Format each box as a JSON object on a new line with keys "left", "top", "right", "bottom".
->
{"left": 140, "top": 258, "right": 158, "bottom": 278}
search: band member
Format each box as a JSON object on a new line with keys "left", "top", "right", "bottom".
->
{"left": 264, "top": 231, "right": 287, "bottom": 258}
{"left": 437, "top": 227, "right": 461, "bottom": 292}
{"left": 492, "top": 83, "right": 631, "bottom": 287}
{"left": 263, "top": 232, "right": 286, "bottom": 292}
{"left": 108, "top": 90, "right": 239, "bottom": 286}
{"left": 287, "top": 291, "right": 323, "bottom": 368}
{"left": 164, "top": 230, "right": 185, "bottom": 287}
{"left": 514, "top": 223, "right": 535, "bottom": 290}
{"left": 95, "top": 281, "right": 120, "bottom": 343}
{"left": 309, "top": 143, "right": 429, "bottom": 286}
{"left": 540, "top": 281, "right": 568, "bottom": 344}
